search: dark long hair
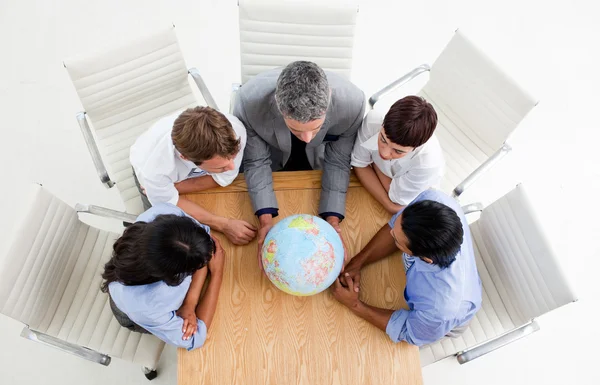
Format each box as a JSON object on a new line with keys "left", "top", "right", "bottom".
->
{"left": 101, "top": 214, "right": 215, "bottom": 292}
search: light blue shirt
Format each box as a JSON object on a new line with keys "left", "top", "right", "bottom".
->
{"left": 385, "top": 190, "right": 482, "bottom": 346}
{"left": 109, "top": 203, "right": 210, "bottom": 351}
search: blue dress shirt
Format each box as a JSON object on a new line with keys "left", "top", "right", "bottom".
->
{"left": 109, "top": 203, "right": 210, "bottom": 351}
{"left": 385, "top": 190, "right": 482, "bottom": 346}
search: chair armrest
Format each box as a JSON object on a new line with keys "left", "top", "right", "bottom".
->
{"left": 75, "top": 203, "right": 138, "bottom": 223}
{"left": 21, "top": 327, "right": 111, "bottom": 366}
{"left": 76, "top": 112, "right": 114, "bottom": 189}
{"left": 456, "top": 320, "right": 539, "bottom": 364}
{"left": 368, "top": 64, "right": 431, "bottom": 108}
{"left": 453, "top": 143, "right": 512, "bottom": 197}
{"left": 188, "top": 68, "right": 219, "bottom": 111}
{"left": 461, "top": 202, "right": 484, "bottom": 215}
{"left": 230, "top": 83, "right": 241, "bottom": 114}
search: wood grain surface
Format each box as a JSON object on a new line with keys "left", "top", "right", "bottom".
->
{"left": 178, "top": 171, "right": 422, "bottom": 385}
{"left": 193, "top": 170, "right": 361, "bottom": 194}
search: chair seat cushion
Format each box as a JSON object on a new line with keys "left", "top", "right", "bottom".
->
{"left": 419, "top": 222, "right": 520, "bottom": 366}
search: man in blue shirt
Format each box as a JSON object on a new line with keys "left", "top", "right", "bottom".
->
{"left": 332, "top": 189, "right": 481, "bottom": 346}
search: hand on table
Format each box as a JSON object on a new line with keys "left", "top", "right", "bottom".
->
{"left": 222, "top": 218, "right": 257, "bottom": 245}
{"left": 256, "top": 214, "right": 274, "bottom": 272}
{"left": 176, "top": 303, "right": 198, "bottom": 340}
{"left": 340, "top": 255, "right": 362, "bottom": 293}
{"left": 326, "top": 216, "right": 350, "bottom": 271}
{"left": 332, "top": 273, "right": 361, "bottom": 309}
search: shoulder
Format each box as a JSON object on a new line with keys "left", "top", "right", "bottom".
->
{"left": 224, "top": 113, "right": 247, "bottom": 142}
{"left": 135, "top": 203, "right": 186, "bottom": 223}
{"left": 235, "top": 72, "right": 279, "bottom": 124}
{"left": 135, "top": 112, "right": 180, "bottom": 146}
{"left": 131, "top": 112, "right": 181, "bottom": 167}
{"left": 238, "top": 69, "right": 280, "bottom": 101}
{"left": 412, "top": 189, "right": 455, "bottom": 207}
{"left": 413, "top": 135, "right": 444, "bottom": 167}
{"left": 363, "top": 109, "right": 384, "bottom": 134}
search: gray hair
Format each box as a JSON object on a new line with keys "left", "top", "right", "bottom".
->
{"left": 275, "top": 61, "right": 329, "bottom": 123}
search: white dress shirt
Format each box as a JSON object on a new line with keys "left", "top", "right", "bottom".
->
{"left": 130, "top": 111, "right": 247, "bottom": 206}
{"left": 351, "top": 109, "right": 444, "bottom": 206}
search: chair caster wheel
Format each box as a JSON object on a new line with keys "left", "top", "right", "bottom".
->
{"left": 142, "top": 367, "right": 158, "bottom": 381}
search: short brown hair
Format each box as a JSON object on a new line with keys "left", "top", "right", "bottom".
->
{"left": 383, "top": 96, "right": 438, "bottom": 148}
{"left": 171, "top": 107, "right": 240, "bottom": 164}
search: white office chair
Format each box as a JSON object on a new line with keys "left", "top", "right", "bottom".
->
{"left": 230, "top": 0, "right": 359, "bottom": 112}
{"left": 64, "top": 26, "right": 218, "bottom": 215}
{"left": 369, "top": 30, "right": 538, "bottom": 197}
{"left": 420, "top": 184, "right": 576, "bottom": 366}
{"left": 0, "top": 185, "right": 165, "bottom": 380}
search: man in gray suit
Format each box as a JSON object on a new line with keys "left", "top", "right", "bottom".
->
{"left": 233, "top": 61, "right": 365, "bottom": 259}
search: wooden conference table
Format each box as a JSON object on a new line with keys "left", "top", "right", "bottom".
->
{"left": 178, "top": 170, "right": 422, "bottom": 385}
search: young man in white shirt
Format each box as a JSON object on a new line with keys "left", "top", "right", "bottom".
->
{"left": 130, "top": 106, "right": 257, "bottom": 245}
{"left": 351, "top": 96, "right": 444, "bottom": 213}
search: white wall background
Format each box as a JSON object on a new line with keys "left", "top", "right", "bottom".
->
{"left": 0, "top": 0, "right": 598, "bottom": 384}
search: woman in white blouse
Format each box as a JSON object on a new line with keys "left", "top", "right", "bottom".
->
{"left": 351, "top": 96, "right": 444, "bottom": 213}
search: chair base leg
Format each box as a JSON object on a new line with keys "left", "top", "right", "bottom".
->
{"left": 142, "top": 367, "right": 158, "bottom": 381}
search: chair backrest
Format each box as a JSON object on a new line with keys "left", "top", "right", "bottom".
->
{"left": 421, "top": 30, "right": 537, "bottom": 157}
{"left": 0, "top": 185, "right": 164, "bottom": 367}
{"left": 238, "top": 0, "right": 358, "bottom": 84}
{"left": 0, "top": 185, "right": 86, "bottom": 329}
{"left": 470, "top": 184, "right": 576, "bottom": 324}
{"left": 64, "top": 27, "right": 199, "bottom": 214}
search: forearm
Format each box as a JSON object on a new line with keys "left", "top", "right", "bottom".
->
{"left": 182, "top": 267, "right": 208, "bottom": 308}
{"left": 320, "top": 161, "right": 351, "bottom": 216}
{"left": 350, "top": 301, "right": 395, "bottom": 333}
{"left": 372, "top": 164, "right": 393, "bottom": 192}
{"left": 195, "top": 273, "right": 223, "bottom": 330}
{"left": 177, "top": 197, "right": 227, "bottom": 232}
{"left": 352, "top": 224, "right": 399, "bottom": 267}
{"left": 354, "top": 166, "right": 402, "bottom": 213}
{"left": 175, "top": 176, "right": 219, "bottom": 194}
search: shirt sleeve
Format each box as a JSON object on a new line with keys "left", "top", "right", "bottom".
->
{"left": 350, "top": 113, "right": 375, "bottom": 168}
{"left": 385, "top": 309, "right": 450, "bottom": 346}
{"left": 388, "top": 140, "right": 445, "bottom": 205}
{"left": 388, "top": 166, "right": 443, "bottom": 206}
{"left": 132, "top": 310, "right": 207, "bottom": 351}
{"left": 139, "top": 174, "right": 180, "bottom": 207}
{"left": 136, "top": 202, "right": 187, "bottom": 222}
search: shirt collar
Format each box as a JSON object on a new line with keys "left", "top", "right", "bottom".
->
{"left": 405, "top": 253, "right": 442, "bottom": 273}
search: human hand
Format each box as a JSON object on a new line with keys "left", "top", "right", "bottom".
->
{"left": 256, "top": 215, "right": 274, "bottom": 272}
{"left": 223, "top": 219, "right": 257, "bottom": 245}
{"left": 176, "top": 303, "right": 197, "bottom": 340}
{"left": 332, "top": 273, "right": 361, "bottom": 309}
{"left": 341, "top": 256, "right": 362, "bottom": 293}
{"left": 208, "top": 236, "right": 225, "bottom": 275}
{"left": 326, "top": 218, "right": 350, "bottom": 271}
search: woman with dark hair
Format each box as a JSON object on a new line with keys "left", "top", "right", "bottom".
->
{"left": 101, "top": 203, "right": 225, "bottom": 351}
{"left": 351, "top": 96, "right": 444, "bottom": 214}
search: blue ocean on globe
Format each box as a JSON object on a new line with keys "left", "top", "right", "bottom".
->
{"left": 261, "top": 214, "right": 344, "bottom": 296}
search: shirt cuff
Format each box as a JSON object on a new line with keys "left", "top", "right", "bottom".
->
{"left": 350, "top": 157, "right": 372, "bottom": 168}
{"left": 255, "top": 207, "right": 279, "bottom": 218}
{"left": 386, "top": 309, "right": 410, "bottom": 343}
{"left": 189, "top": 319, "right": 208, "bottom": 351}
{"left": 319, "top": 212, "right": 345, "bottom": 221}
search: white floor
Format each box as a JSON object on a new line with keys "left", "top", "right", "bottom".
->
{"left": 0, "top": 0, "right": 598, "bottom": 384}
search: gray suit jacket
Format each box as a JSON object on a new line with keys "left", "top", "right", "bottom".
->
{"left": 234, "top": 68, "right": 365, "bottom": 217}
